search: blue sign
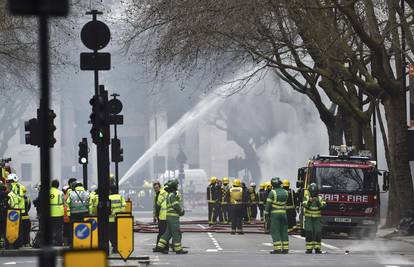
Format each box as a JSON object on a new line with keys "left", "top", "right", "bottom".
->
{"left": 86, "top": 218, "right": 97, "bottom": 231}
{"left": 75, "top": 223, "right": 90, "bottom": 240}
{"left": 8, "top": 211, "right": 19, "bottom": 222}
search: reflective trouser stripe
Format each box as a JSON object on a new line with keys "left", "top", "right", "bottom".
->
{"left": 282, "top": 241, "right": 289, "bottom": 250}
{"left": 314, "top": 242, "right": 321, "bottom": 249}
{"left": 158, "top": 238, "right": 167, "bottom": 248}
{"left": 273, "top": 241, "right": 282, "bottom": 250}
{"left": 306, "top": 241, "right": 314, "bottom": 249}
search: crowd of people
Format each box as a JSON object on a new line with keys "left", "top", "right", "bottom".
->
{"left": 0, "top": 171, "right": 127, "bottom": 253}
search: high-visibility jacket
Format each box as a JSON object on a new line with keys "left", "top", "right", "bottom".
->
{"left": 109, "top": 194, "right": 126, "bottom": 222}
{"left": 207, "top": 183, "right": 217, "bottom": 203}
{"left": 166, "top": 192, "right": 184, "bottom": 217}
{"left": 248, "top": 187, "right": 258, "bottom": 204}
{"left": 285, "top": 188, "right": 297, "bottom": 210}
{"left": 66, "top": 186, "right": 90, "bottom": 214}
{"left": 156, "top": 189, "right": 168, "bottom": 220}
{"left": 265, "top": 188, "right": 287, "bottom": 214}
{"left": 50, "top": 187, "right": 64, "bottom": 217}
{"left": 229, "top": 186, "right": 244, "bottom": 205}
{"left": 22, "top": 195, "right": 31, "bottom": 220}
{"left": 89, "top": 191, "right": 99, "bottom": 216}
{"left": 8, "top": 190, "right": 23, "bottom": 210}
{"left": 221, "top": 184, "right": 230, "bottom": 204}
{"left": 303, "top": 195, "right": 326, "bottom": 217}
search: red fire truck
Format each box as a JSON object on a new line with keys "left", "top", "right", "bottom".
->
{"left": 296, "top": 145, "right": 390, "bottom": 237}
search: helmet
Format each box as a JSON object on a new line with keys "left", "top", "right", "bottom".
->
{"left": 222, "top": 177, "right": 229, "bottom": 184}
{"left": 271, "top": 177, "right": 282, "bottom": 188}
{"left": 250, "top": 182, "right": 256, "bottom": 188}
{"left": 7, "top": 173, "right": 18, "bottom": 182}
{"left": 282, "top": 179, "right": 290, "bottom": 188}
{"left": 308, "top": 183, "right": 318, "bottom": 194}
{"left": 169, "top": 179, "right": 179, "bottom": 190}
{"left": 233, "top": 179, "right": 241, "bottom": 187}
{"left": 210, "top": 176, "right": 217, "bottom": 183}
{"left": 265, "top": 182, "right": 272, "bottom": 190}
{"left": 259, "top": 183, "right": 265, "bottom": 190}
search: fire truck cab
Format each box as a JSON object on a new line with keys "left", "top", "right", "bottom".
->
{"left": 296, "top": 145, "right": 390, "bottom": 237}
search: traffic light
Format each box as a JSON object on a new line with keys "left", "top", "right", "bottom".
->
{"left": 89, "top": 86, "right": 110, "bottom": 145}
{"left": 47, "top": 109, "right": 57, "bottom": 147}
{"left": 78, "top": 138, "right": 88, "bottom": 164}
{"left": 111, "top": 138, "right": 123, "bottom": 163}
{"left": 24, "top": 118, "right": 40, "bottom": 146}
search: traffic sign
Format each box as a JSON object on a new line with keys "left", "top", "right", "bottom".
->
{"left": 108, "top": 98, "right": 123, "bottom": 115}
{"left": 72, "top": 222, "right": 92, "bottom": 249}
{"left": 84, "top": 217, "right": 99, "bottom": 248}
{"left": 80, "top": 53, "right": 111, "bottom": 71}
{"left": 64, "top": 249, "right": 107, "bottom": 267}
{"left": 9, "top": 0, "right": 69, "bottom": 16}
{"left": 116, "top": 216, "right": 134, "bottom": 261}
{"left": 6, "top": 209, "right": 20, "bottom": 244}
{"left": 81, "top": 21, "right": 111, "bottom": 50}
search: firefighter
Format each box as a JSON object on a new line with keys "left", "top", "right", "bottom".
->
{"left": 89, "top": 185, "right": 99, "bottom": 216}
{"left": 213, "top": 178, "right": 223, "bottom": 223}
{"left": 109, "top": 184, "right": 126, "bottom": 253}
{"left": 228, "top": 179, "right": 246, "bottom": 235}
{"left": 207, "top": 177, "right": 217, "bottom": 226}
{"left": 303, "top": 183, "right": 326, "bottom": 254}
{"left": 265, "top": 177, "right": 289, "bottom": 254}
{"left": 154, "top": 179, "right": 188, "bottom": 254}
{"left": 221, "top": 177, "right": 230, "bottom": 224}
{"left": 263, "top": 181, "right": 272, "bottom": 234}
{"left": 282, "top": 179, "right": 297, "bottom": 232}
{"left": 21, "top": 186, "right": 31, "bottom": 247}
{"left": 50, "top": 179, "right": 64, "bottom": 246}
{"left": 241, "top": 182, "right": 250, "bottom": 223}
{"left": 0, "top": 183, "right": 9, "bottom": 248}
{"left": 152, "top": 181, "right": 169, "bottom": 252}
{"left": 248, "top": 182, "right": 258, "bottom": 221}
{"left": 258, "top": 183, "right": 266, "bottom": 221}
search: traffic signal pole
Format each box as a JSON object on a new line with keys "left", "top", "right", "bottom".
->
{"left": 38, "top": 14, "right": 54, "bottom": 267}
{"left": 114, "top": 124, "right": 119, "bottom": 191}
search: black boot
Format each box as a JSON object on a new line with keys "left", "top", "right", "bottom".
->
{"left": 315, "top": 248, "right": 322, "bottom": 254}
{"left": 270, "top": 250, "right": 282, "bottom": 254}
{"left": 306, "top": 249, "right": 313, "bottom": 254}
{"left": 175, "top": 250, "right": 188, "bottom": 254}
{"left": 282, "top": 249, "right": 289, "bottom": 254}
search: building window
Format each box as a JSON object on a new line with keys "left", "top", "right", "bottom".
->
{"left": 21, "top": 163, "right": 32, "bottom": 181}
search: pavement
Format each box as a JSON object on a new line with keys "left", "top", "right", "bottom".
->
{"left": 1, "top": 211, "right": 414, "bottom": 266}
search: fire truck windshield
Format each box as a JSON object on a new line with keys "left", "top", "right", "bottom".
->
{"left": 315, "top": 167, "right": 376, "bottom": 193}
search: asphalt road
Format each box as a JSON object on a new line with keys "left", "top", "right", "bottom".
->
{"left": 0, "top": 210, "right": 413, "bottom": 267}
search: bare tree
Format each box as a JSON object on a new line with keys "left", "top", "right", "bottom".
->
{"left": 121, "top": 0, "right": 414, "bottom": 224}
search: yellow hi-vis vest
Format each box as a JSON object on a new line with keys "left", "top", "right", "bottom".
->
{"left": 229, "top": 186, "right": 243, "bottom": 204}
{"left": 157, "top": 189, "right": 168, "bottom": 220}
{"left": 268, "top": 189, "right": 287, "bottom": 214}
{"left": 303, "top": 195, "right": 326, "bottom": 217}
{"left": 89, "top": 191, "right": 99, "bottom": 216}
{"left": 50, "top": 187, "right": 64, "bottom": 217}
{"left": 109, "top": 194, "right": 126, "bottom": 222}
{"left": 8, "top": 190, "right": 23, "bottom": 209}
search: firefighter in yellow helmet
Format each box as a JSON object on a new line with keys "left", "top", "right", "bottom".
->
{"left": 282, "top": 179, "right": 297, "bottom": 232}
{"left": 221, "top": 177, "right": 230, "bottom": 224}
{"left": 213, "top": 178, "right": 224, "bottom": 223}
{"left": 228, "top": 179, "right": 247, "bottom": 234}
{"left": 207, "top": 177, "right": 218, "bottom": 226}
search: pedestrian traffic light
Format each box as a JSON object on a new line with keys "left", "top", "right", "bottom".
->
{"left": 79, "top": 138, "right": 88, "bottom": 164}
{"left": 24, "top": 118, "right": 40, "bottom": 146}
{"left": 111, "top": 138, "right": 123, "bottom": 163}
{"left": 47, "top": 109, "right": 57, "bottom": 147}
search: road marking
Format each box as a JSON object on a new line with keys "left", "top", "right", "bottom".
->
{"left": 262, "top": 242, "right": 272, "bottom": 246}
{"left": 3, "top": 263, "right": 16, "bottom": 265}
{"left": 385, "top": 266, "right": 400, "bottom": 267}
{"left": 291, "top": 235, "right": 339, "bottom": 250}
{"left": 198, "top": 224, "right": 207, "bottom": 229}
{"left": 206, "top": 232, "right": 223, "bottom": 251}
{"left": 206, "top": 249, "right": 218, "bottom": 252}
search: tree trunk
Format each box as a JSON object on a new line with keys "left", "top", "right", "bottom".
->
{"left": 383, "top": 94, "right": 414, "bottom": 225}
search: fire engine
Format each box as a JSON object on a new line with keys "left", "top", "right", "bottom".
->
{"left": 296, "top": 145, "right": 390, "bottom": 237}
